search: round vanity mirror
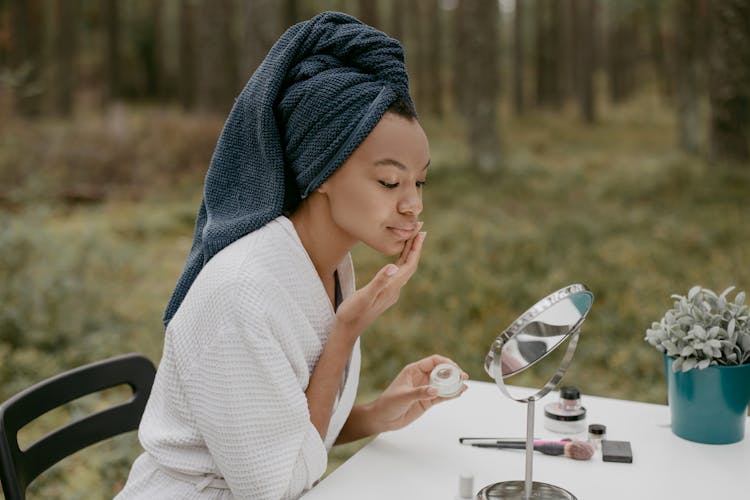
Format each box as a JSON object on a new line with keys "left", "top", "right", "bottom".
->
{"left": 477, "top": 284, "right": 594, "bottom": 500}
{"left": 485, "top": 284, "right": 594, "bottom": 402}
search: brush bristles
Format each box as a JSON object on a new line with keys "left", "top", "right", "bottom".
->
{"left": 564, "top": 440, "right": 595, "bottom": 460}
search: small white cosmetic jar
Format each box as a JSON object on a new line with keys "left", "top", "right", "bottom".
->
{"left": 430, "top": 363, "right": 462, "bottom": 397}
{"left": 544, "top": 386, "right": 587, "bottom": 435}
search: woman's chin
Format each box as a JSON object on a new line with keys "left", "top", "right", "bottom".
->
{"left": 365, "top": 239, "right": 404, "bottom": 257}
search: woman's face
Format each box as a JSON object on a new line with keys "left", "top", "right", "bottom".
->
{"left": 318, "top": 112, "right": 430, "bottom": 256}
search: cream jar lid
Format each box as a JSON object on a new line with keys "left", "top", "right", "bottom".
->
{"left": 430, "top": 363, "right": 462, "bottom": 397}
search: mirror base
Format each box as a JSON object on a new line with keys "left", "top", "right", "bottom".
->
{"left": 476, "top": 481, "right": 577, "bottom": 500}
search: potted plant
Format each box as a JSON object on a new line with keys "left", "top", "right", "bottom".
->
{"left": 645, "top": 286, "right": 750, "bottom": 444}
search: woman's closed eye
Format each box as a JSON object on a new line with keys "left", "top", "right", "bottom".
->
{"left": 379, "top": 180, "right": 428, "bottom": 189}
{"left": 379, "top": 180, "right": 399, "bottom": 189}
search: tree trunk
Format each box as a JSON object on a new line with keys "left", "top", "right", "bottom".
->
{"left": 9, "top": 0, "right": 43, "bottom": 116}
{"left": 148, "top": 1, "right": 163, "bottom": 97}
{"left": 574, "top": 0, "right": 596, "bottom": 123}
{"left": 646, "top": 0, "right": 671, "bottom": 100}
{"left": 708, "top": 0, "right": 750, "bottom": 162}
{"left": 413, "top": 0, "right": 441, "bottom": 117}
{"left": 358, "top": 0, "right": 379, "bottom": 29}
{"left": 49, "top": 0, "right": 76, "bottom": 116}
{"left": 456, "top": 0, "right": 502, "bottom": 171}
{"left": 452, "top": 0, "right": 469, "bottom": 115}
{"left": 390, "top": 0, "right": 404, "bottom": 41}
{"left": 133, "top": 1, "right": 163, "bottom": 99}
{"left": 427, "top": 0, "right": 442, "bottom": 117}
{"left": 673, "top": 0, "right": 702, "bottom": 154}
{"left": 405, "top": 1, "right": 423, "bottom": 110}
{"left": 535, "top": 0, "right": 561, "bottom": 108}
{"left": 102, "top": 0, "right": 121, "bottom": 105}
{"left": 557, "top": 0, "right": 575, "bottom": 105}
{"left": 179, "top": 0, "right": 196, "bottom": 110}
{"left": 606, "top": 2, "right": 638, "bottom": 104}
{"left": 240, "top": 0, "right": 283, "bottom": 83}
{"left": 195, "top": 0, "right": 238, "bottom": 114}
{"left": 284, "top": 0, "right": 305, "bottom": 28}
{"left": 512, "top": 0, "right": 524, "bottom": 115}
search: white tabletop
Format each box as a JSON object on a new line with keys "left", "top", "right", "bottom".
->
{"left": 303, "top": 380, "right": 750, "bottom": 499}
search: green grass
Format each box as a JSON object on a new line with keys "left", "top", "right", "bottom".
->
{"left": 1, "top": 95, "right": 748, "bottom": 498}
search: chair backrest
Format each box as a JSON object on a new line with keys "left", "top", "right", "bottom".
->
{"left": 0, "top": 353, "right": 156, "bottom": 500}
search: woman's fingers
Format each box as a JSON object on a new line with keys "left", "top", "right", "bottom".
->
{"left": 395, "top": 384, "right": 439, "bottom": 406}
{"left": 336, "top": 228, "right": 426, "bottom": 334}
{"left": 413, "top": 353, "right": 467, "bottom": 376}
{"left": 396, "top": 222, "right": 424, "bottom": 266}
{"left": 393, "top": 232, "right": 426, "bottom": 284}
{"left": 395, "top": 235, "right": 414, "bottom": 266}
{"left": 361, "top": 263, "right": 399, "bottom": 298}
{"left": 414, "top": 354, "right": 454, "bottom": 373}
{"left": 364, "top": 232, "right": 426, "bottom": 302}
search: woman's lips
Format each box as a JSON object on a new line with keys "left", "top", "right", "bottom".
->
{"left": 387, "top": 225, "right": 417, "bottom": 239}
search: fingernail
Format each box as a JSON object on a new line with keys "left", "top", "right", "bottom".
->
{"left": 385, "top": 264, "right": 399, "bottom": 276}
{"left": 427, "top": 387, "right": 438, "bottom": 396}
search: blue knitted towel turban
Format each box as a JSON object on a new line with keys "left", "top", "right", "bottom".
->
{"left": 163, "top": 11, "right": 414, "bottom": 326}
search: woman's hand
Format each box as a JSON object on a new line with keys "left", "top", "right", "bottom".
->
{"left": 336, "top": 354, "right": 468, "bottom": 444}
{"left": 334, "top": 228, "right": 425, "bottom": 338}
{"left": 368, "top": 354, "right": 468, "bottom": 433}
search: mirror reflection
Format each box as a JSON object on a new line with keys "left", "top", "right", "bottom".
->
{"left": 485, "top": 290, "right": 594, "bottom": 379}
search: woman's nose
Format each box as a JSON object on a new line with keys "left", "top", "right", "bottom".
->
{"left": 398, "top": 188, "right": 422, "bottom": 216}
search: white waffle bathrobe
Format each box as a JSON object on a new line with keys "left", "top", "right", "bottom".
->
{"left": 116, "top": 216, "right": 360, "bottom": 500}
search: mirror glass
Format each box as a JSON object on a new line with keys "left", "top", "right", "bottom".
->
{"left": 484, "top": 286, "right": 594, "bottom": 380}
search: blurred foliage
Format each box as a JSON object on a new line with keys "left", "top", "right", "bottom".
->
{"left": 1, "top": 92, "right": 749, "bottom": 498}
{"left": 1, "top": 213, "right": 126, "bottom": 398}
{"left": 0, "top": 106, "right": 221, "bottom": 206}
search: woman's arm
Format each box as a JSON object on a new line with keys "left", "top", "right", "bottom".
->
{"left": 306, "top": 231, "right": 426, "bottom": 440}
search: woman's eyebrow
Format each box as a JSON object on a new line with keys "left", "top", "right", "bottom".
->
{"left": 373, "top": 158, "right": 431, "bottom": 170}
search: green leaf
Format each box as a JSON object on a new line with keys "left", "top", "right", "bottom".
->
{"left": 688, "top": 286, "right": 701, "bottom": 301}
{"left": 663, "top": 340, "right": 679, "bottom": 355}
{"left": 707, "top": 339, "right": 722, "bottom": 349}
{"left": 682, "top": 358, "right": 697, "bottom": 372}
{"left": 672, "top": 357, "right": 683, "bottom": 372}
{"left": 693, "top": 325, "right": 707, "bottom": 340}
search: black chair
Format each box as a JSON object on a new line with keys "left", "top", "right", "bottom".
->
{"left": 0, "top": 353, "right": 156, "bottom": 500}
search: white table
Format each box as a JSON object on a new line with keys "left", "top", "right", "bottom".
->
{"left": 303, "top": 380, "right": 750, "bottom": 499}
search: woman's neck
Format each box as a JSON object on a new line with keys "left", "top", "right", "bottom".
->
{"left": 289, "top": 195, "right": 354, "bottom": 282}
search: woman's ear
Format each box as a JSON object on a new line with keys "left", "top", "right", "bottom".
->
{"left": 316, "top": 180, "right": 330, "bottom": 195}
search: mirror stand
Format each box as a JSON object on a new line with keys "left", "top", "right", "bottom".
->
{"left": 477, "top": 318, "right": 585, "bottom": 500}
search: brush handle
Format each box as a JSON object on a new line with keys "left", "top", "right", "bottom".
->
{"left": 472, "top": 441, "right": 566, "bottom": 456}
{"left": 459, "top": 437, "right": 539, "bottom": 444}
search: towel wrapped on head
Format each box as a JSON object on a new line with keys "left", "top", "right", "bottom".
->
{"left": 164, "top": 11, "right": 415, "bottom": 326}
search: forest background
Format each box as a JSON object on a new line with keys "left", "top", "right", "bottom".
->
{"left": 1, "top": 0, "right": 749, "bottom": 498}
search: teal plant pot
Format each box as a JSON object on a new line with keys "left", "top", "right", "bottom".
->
{"left": 664, "top": 355, "right": 750, "bottom": 444}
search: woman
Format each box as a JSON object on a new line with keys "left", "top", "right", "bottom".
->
{"left": 116, "top": 12, "right": 467, "bottom": 500}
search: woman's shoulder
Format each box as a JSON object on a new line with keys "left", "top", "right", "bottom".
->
{"left": 177, "top": 217, "right": 312, "bottom": 313}
{"left": 203, "top": 216, "right": 303, "bottom": 281}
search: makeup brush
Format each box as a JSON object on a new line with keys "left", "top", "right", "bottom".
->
{"left": 470, "top": 440, "right": 595, "bottom": 461}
